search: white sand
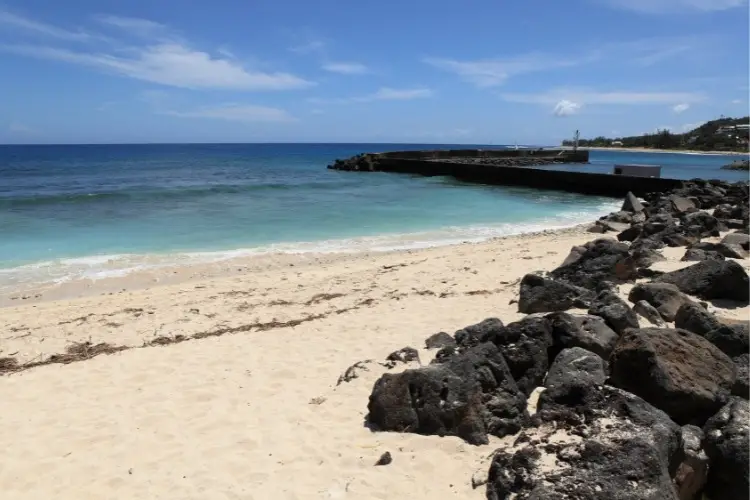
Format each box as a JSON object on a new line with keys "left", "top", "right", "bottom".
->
{"left": 0, "top": 226, "right": 747, "bottom": 499}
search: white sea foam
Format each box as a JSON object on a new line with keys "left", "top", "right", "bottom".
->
{"left": 0, "top": 199, "right": 621, "bottom": 292}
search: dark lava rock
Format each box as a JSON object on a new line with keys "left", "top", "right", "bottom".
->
{"left": 518, "top": 274, "right": 594, "bottom": 314}
{"left": 383, "top": 346, "right": 420, "bottom": 368}
{"left": 622, "top": 191, "right": 644, "bottom": 213}
{"left": 690, "top": 241, "right": 747, "bottom": 260}
{"left": 628, "top": 283, "right": 696, "bottom": 322}
{"left": 680, "top": 248, "right": 726, "bottom": 262}
{"left": 631, "top": 247, "right": 667, "bottom": 267}
{"left": 588, "top": 290, "right": 639, "bottom": 335}
{"left": 543, "top": 347, "right": 606, "bottom": 400}
{"left": 549, "top": 239, "right": 636, "bottom": 289}
{"left": 488, "top": 385, "right": 683, "bottom": 500}
{"left": 491, "top": 316, "right": 554, "bottom": 396}
{"left": 618, "top": 224, "right": 643, "bottom": 242}
{"left": 454, "top": 318, "right": 505, "bottom": 349}
{"left": 546, "top": 312, "right": 619, "bottom": 360}
{"left": 424, "top": 331, "right": 456, "bottom": 350}
{"left": 560, "top": 245, "right": 586, "bottom": 266}
{"left": 704, "top": 323, "right": 749, "bottom": 358}
{"left": 634, "top": 299, "right": 666, "bottom": 326}
{"left": 374, "top": 451, "right": 392, "bottom": 466}
{"left": 731, "top": 353, "right": 749, "bottom": 399}
{"left": 670, "top": 195, "right": 697, "bottom": 213}
{"left": 720, "top": 232, "right": 750, "bottom": 258}
{"left": 655, "top": 260, "right": 750, "bottom": 303}
{"left": 681, "top": 211, "right": 723, "bottom": 238}
{"left": 702, "top": 398, "right": 749, "bottom": 500}
{"left": 367, "top": 342, "right": 526, "bottom": 445}
{"left": 609, "top": 328, "right": 736, "bottom": 425}
{"left": 674, "top": 302, "right": 722, "bottom": 336}
{"left": 673, "top": 425, "right": 708, "bottom": 500}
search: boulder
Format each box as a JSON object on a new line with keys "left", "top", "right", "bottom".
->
{"left": 720, "top": 232, "right": 750, "bottom": 258}
{"left": 609, "top": 328, "right": 736, "bottom": 425}
{"left": 631, "top": 247, "right": 667, "bottom": 267}
{"left": 488, "top": 386, "right": 682, "bottom": 500}
{"left": 704, "top": 323, "right": 749, "bottom": 358}
{"left": 560, "top": 245, "right": 586, "bottom": 266}
{"left": 674, "top": 303, "right": 722, "bottom": 336}
{"left": 670, "top": 195, "right": 697, "bottom": 213}
{"left": 622, "top": 191, "right": 644, "bottom": 213}
{"left": 673, "top": 425, "right": 709, "bottom": 500}
{"left": 618, "top": 224, "right": 643, "bottom": 242}
{"left": 731, "top": 353, "right": 749, "bottom": 399}
{"left": 491, "top": 316, "right": 554, "bottom": 396}
{"left": 518, "top": 274, "right": 594, "bottom": 314}
{"left": 628, "top": 283, "right": 697, "bottom": 322}
{"left": 680, "top": 248, "right": 726, "bottom": 262}
{"left": 681, "top": 211, "right": 723, "bottom": 238}
{"left": 588, "top": 290, "right": 640, "bottom": 334}
{"left": 383, "top": 347, "right": 420, "bottom": 368}
{"left": 690, "top": 242, "right": 747, "bottom": 259}
{"left": 549, "top": 239, "right": 635, "bottom": 289}
{"left": 424, "top": 332, "right": 456, "bottom": 350}
{"left": 546, "top": 312, "right": 619, "bottom": 360}
{"left": 367, "top": 342, "right": 527, "bottom": 445}
{"left": 454, "top": 318, "right": 505, "bottom": 349}
{"left": 634, "top": 300, "right": 666, "bottom": 326}
{"left": 543, "top": 347, "right": 606, "bottom": 401}
{"left": 655, "top": 260, "right": 750, "bottom": 303}
{"left": 602, "top": 210, "right": 635, "bottom": 223}
{"left": 702, "top": 398, "right": 749, "bottom": 500}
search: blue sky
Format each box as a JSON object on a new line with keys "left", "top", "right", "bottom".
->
{"left": 0, "top": 0, "right": 748, "bottom": 144}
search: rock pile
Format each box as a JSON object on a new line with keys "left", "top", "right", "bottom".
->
{"left": 363, "top": 179, "right": 749, "bottom": 499}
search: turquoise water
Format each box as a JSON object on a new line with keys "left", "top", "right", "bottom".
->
{"left": 0, "top": 143, "right": 744, "bottom": 289}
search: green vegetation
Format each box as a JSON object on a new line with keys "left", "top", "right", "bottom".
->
{"left": 563, "top": 116, "right": 750, "bottom": 152}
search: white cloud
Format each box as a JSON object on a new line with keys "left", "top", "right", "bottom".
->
{"left": 732, "top": 99, "right": 744, "bottom": 104}
{"left": 94, "top": 15, "right": 169, "bottom": 38}
{"left": 0, "top": 10, "right": 92, "bottom": 41}
{"left": 672, "top": 103, "right": 690, "bottom": 113}
{"left": 322, "top": 62, "right": 369, "bottom": 75}
{"left": 2, "top": 43, "right": 314, "bottom": 91}
{"left": 553, "top": 100, "right": 581, "bottom": 116}
{"left": 164, "top": 104, "right": 296, "bottom": 123}
{"left": 602, "top": 0, "right": 747, "bottom": 13}
{"left": 424, "top": 54, "right": 587, "bottom": 87}
{"left": 8, "top": 122, "right": 34, "bottom": 134}
{"left": 309, "top": 87, "right": 433, "bottom": 104}
{"left": 502, "top": 89, "right": 705, "bottom": 105}
{"left": 289, "top": 39, "right": 326, "bottom": 55}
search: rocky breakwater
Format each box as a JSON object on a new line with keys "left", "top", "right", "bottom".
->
{"left": 328, "top": 153, "right": 383, "bottom": 172}
{"left": 345, "top": 178, "right": 749, "bottom": 499}
{"left": 721, "top": 158, "right": 749, "bottom": 171}
{"left": 427, "top": 156, "right": 580, "bottom": 168}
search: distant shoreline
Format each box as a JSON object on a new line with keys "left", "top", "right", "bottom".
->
{"left": 560, "top": 146, "right": 749, "bottom": 156}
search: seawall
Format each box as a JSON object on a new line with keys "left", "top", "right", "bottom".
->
{"left": 328, "top": 149, "right": 684, "bottom": 197}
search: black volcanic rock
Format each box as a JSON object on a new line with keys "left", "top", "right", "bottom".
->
{"left": 518, "top": 274, "right": 594, "bottom": 314}
{"left": 546, "top": 312, "right": 619, "bottom": 360}
{"left": 628, "top": 283, "right": 696, "bottom": 322}
{"left": 588, "top": 290, "right": 639, "bottom": 335}
{"left": 674, "top": 302, "right": 722, "bottom": 336}
{"left": 702, "top": 398, "right": 750, "bottom": 500}
{"left": 549, "top": 239, "right": 636, "bottom": 289}
{"left": 655, "top": 260, "right": 750, "bottom": 303}
{"left": 609, "top": 328, "right": 736, "bottom": 425}
{"left": 367, "top": 342, "right": 526, "bottom": 445}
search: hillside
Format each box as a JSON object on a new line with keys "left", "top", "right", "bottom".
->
{"left": 563, "top": 116, "right": 750, "bottom": 152}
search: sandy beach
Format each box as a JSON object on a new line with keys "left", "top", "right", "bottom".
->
{"left": 582, "top": 146, "right": 749, "bottom": 156}
{"left": 0, "top": 222, "right": 748, "bottom": 499}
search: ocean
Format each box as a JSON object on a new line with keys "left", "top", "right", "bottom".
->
{"left": 0, "top": 143, "right": 745, "bottom": 291}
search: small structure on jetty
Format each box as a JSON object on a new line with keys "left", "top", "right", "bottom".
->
{"left": 328, "top": 149, "right": 683, "bottom": 197}
{"left": 613, "top": 164, "right": 662, "bottom": 178}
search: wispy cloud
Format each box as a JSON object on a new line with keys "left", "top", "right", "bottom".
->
{"left": 94, "top": 15, "right": 169, "bottom": 38}
{"left": 0, "top": 12, "right": 313, "bottom": 91}
{"left": 322, "top": 62, "right": 369, "bottom": 75}
{"left": 310, "top": 87, "right": 433, "bottom": 104}
{"left": 553, "top": 100, "right": 581, "bottom": 116}
{"left": 424, "top": 36, "right": 710, "bottom": 87}
{"left": 164, "top": 104, "right": 296, "bottom": 123}
{"left": 0, "top": 10, "right": 93, "bottom": 41}
{"left": 601, "top": 0, "right": 747, "bottom": 14}
{"left": 424, "top": 53, "right": 588, "bottom": 87}
{"left": 8, "top": 122, "right": 35, "bottom": 134}
{"left": 289, "top": 39, "right": 326, "bottom": 55}
{"left": 502, "top": 89, "right": 705, "bottom": 106}
{"left": 2, "top": 43, "right": 314, "bottom": 91}
{"left": 672, "top": 103, "right": 690, "bottom": 113}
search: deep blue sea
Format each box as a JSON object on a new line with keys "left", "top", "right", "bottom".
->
{"left": 0, "top": 143, "right": 746, "bottom": 290}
